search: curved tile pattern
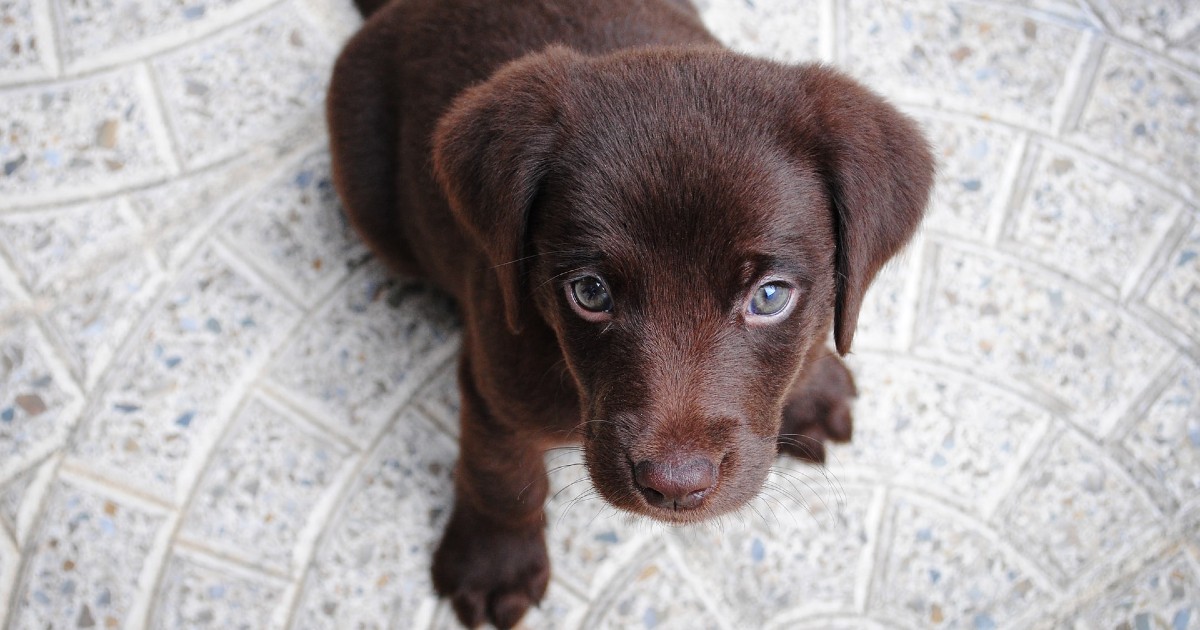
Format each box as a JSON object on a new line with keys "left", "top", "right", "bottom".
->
{"left": 1, "top": 0, "right": 1197, "bottom": 628}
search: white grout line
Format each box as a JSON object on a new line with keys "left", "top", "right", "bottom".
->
{"left": 1050, "top": 29, "right": 1104, "bottom": 138}
{"left": 983, "top": 132, "right": 1032, "bottom": 246}
{"left": 853, "top": 484, "right": 888, "bottom": 614}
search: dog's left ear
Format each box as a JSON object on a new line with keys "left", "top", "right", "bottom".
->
{"left": 785, "top": 65, "right": 935, "bottom": 355}
{"left": 433, "top": 47, "right": 582, "bottom": 334}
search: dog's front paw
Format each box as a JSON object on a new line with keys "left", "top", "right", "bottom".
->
{"left": 432, "top": 506, "right": 550, "bottom": 629}
{"left": 777, "top": 351, "right": 857, "bottom": 464}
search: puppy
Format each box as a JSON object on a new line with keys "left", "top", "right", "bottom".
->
{"left": 326, "top": 0, "right": 933, "bottom": 627}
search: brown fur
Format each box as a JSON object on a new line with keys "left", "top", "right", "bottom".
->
{"left": 327, "top": 0, "right": 933, "bottom": 627}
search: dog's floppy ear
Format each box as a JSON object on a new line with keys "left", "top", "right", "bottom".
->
{"left": 787, "top": 65, "right": 934, "bottom": 355}
{"left": 432, "top": 46, "right": 580, "bottom": 333}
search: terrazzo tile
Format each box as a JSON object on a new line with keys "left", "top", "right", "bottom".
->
{"left": 849, "top": 243, "right": 919, "bottom": 351}
{"left": 0, "top": 458, "right": 53, "bottom": 544}
{"left": 583, "top": 551, "right": 727, "bottom": 629}
{"left": 0, "top": 0, "right": 52, "bottom": 82}
{"left": 696, "top": 0, "right": 822, "bottom": 63}
{"left": 1122, "top": 360, "right": 1200, "bottom": 513}
{"left": 1075, "top": 550, "right": 1200, "bottom": 629}
{"left": 871, "top": 494, "right": 1054, "bottom": 629}
{"left": 0, "top": 200, "right": 162, "bottom": 386}
{"left": 150, "top": 550, "right": 287, "bottom": 630}
{"left": 1092, "top": 0, "right": 1200, "bottom": 51}
{"left": 0, "top": 67, "right": 173, "bottom": 206}
{"left": 1142, "top": 217, "right": 1200, "bottom": 343}
{"left": 10, "top": 477, "right": 167, "bottom": 630}
{"left": 219, "top": 148, "right": 367, "bottom": 305}
{"left": 266, "top": 263, "right": 458, "bottom": 446}
{"left": 782, "top": 616, "right": 895, "bottom": 630}
{"left": 1003, "top": 141, "right": 1179, "bottom": 296}
{"left": 128, "top": 156, "right": 262, "bottom": 269}
{"left": 668, "top": 484, "right": 871, "bottom": 625}
{"left": 151, "top": 2, "right": 335, "bottom": 170}
{"left": 840, "top": 355, "right": 1051, "bottom": 512}
{"left": 411, "top": 364, "right": 460, "bottom": 438}
{"left": 179, "top": 395, "right": 353, "bottom": 574}
{"left": 291, "top": 408, "right": 455, "bottom": 630}
{"left": 543, "top": 449, "right": 652, "bottom": 597}
{"left": 69, "top": 246, "right": 300, "bottom": 502}
{"left": 0, "top": 321, "right": 81, "bottom": 481}
{"left": 1072, "top": 44, "right": 1200, "bottom": 187}
{"left": 998, "top": 431, "right": 1162, "bottom": 583}
{"left": 918, "top": 114, "right": 1019, "bottom": 240}
{"left": 914, "top": 244, "right": 1172, "bottom": 430}
{"left": 0, "top": 528, "right": 17, "bottom": 627}
{"left": 843, "top": 0, "right": 1081, "bottom": 129}
{"left": 54, "top": 0, "right": 272, "bottom": 71}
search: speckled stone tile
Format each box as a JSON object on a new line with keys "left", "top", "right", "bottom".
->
{"left": 840, "top": 355, "right": 1051, "bottom": 513}
{"left": 1002, "top": 141, "right": 1180, "bottom": 296}
{"left": 849, "top": 242, "right": 920, "bottom": 351}
{"left": 842, "top": 1, "right": 1081, "bottom": 129}
{"left": 695, "top": 0, "right": 823, "bottom": 63}
{"left": 1074, "top": 549, "right": 1200, "bottom": 629}
{"left": 1072, "top": 44, "right": 1200, "bottom": 187}
{"left": 1142, "top": 217, "right": 1200, "bottom": 343}
{"left": 151, "top": 2, "right": 335, "bottom": 170}
{"left": 0, "top": 67, "right": 173, "bottom": 206}
{"left": 917, "top": 114, "right": 1020, "bottom": 240}
{"left": 543, "top": 449, "right": 651, "bottom": 597}
{"left": 179, "top": 395, "right": 354, "bottom": 574}
{"left": 997, "top": 431, "right": 1163, "bottom": 584}
{"left": 411, "top": 364, "right": 460, "bottom": 438}
{"left": 69, "top": 246, "right": 300, "bottom": 502}
{"left": 0, "top": 200, "right": 162, "bottom": 386}
{"left": 265, "top": 264, "right": 458, "bottom": 447}
{"left": 0, "top": 458, "right": 53, "bottom": 545}
{"left": 871, "top": 494, "right": 1054, "bottom": 629}
{"left": 583, "top": 551, "right": 727, "bottom": 630}
{"left": 128, "top": 157, "right": 262, "bottom": 270}
{"left": 53, "top": 0, "right": 272, "bottom": 71}
{"left": 150, "top": 550, "right": 288, "bottom": 630}
{"left": 219, "top": 148, "right": 367, "bottom": 305}
{"left": 1121, "top": 359, "right": 1200, "bottom": 513}
{"left": 0, "top": 528, "right": 17, "bottom": 627}
{"left": 0, "top": 0, "right": 52, "bottom": 83}
{"left": 10, "top": 477, "right": 167, "bottom": 630}
{"left": 1092, "top": 0, "right": 1200, "bottom": 51}
{"left": 0, "top": 321, "right": 81, "bottom": 481}
{"left": 783, "top": 616, "right": 896, "bottom": 630}
{"left": 292, "top": 408, "right": 454, "bottom": 630}
{"left": 669, "top": 484, "right": 871, "bottom": 626}
{"left": 914, "top": 244, "right": 1172, "bottom": 431}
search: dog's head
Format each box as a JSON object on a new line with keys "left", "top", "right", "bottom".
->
{"left": 434, "top": 46, "right": 933, "bottom": 522}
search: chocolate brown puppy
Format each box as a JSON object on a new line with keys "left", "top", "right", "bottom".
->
{"left": 327, "top": 0, "right": 933, "bottom": 626}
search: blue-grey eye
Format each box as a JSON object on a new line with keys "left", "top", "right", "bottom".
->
{"left": 571, "top": 276, "right": 612, "bottom": 313}
{"left": 749, "top": 282, "right": 792, "bottom": 316}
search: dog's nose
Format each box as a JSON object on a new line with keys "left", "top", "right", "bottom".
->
{"left": 633, "top": 456, "right": 716, "bottom": 510}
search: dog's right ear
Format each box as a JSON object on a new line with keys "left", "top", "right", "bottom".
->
{"left": 433, "top": 46, "right": 581, "bottom": 334}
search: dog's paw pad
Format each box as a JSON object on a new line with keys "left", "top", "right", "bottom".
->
{"left": 433, "top": 510, "right": 550, "bottom": 629}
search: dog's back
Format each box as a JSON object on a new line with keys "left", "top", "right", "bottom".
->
{"left": 327, "top": 0, "right": 716, "bottom": 294}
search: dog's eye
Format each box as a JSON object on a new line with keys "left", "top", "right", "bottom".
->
{"left": 570, "top": 276, "right": 613, "bottom": 314}
{"left": 748, "top": 281, "right": 793, "bottom": 317}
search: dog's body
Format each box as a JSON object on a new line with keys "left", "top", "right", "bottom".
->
{"left": 327, "top": 0, "right": 933, "bottom": 627}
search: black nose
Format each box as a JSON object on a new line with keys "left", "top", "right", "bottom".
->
{"left": 633, "top": 457, "right": 717, "bottom": 510}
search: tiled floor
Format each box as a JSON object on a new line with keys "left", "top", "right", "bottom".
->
{"left": 1, "top": 0, "right": 1198, "bottom": 628}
